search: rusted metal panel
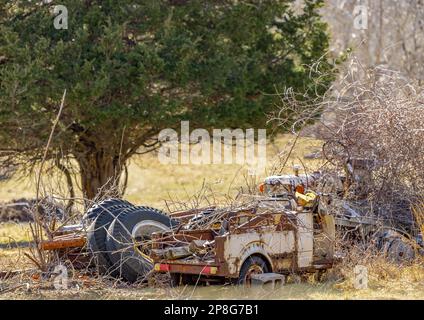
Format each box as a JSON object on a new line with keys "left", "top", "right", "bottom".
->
{"left": 154, "top": 262, "right": 219, "bottom": 275}
{"left": 40, "top": 235, "right": 86, "bottom": 251}
{"left": 223, "top": 231, "right": 296, "bottom": 275}
{"left": 272, "top": 257, "right": 295, "bottom": 271}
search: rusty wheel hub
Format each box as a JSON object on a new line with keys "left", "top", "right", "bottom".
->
{"left": 244, "top": 264, "right": 264, "bottom": 285}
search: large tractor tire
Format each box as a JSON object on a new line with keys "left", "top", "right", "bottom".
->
{"left": 106, "top": 207, "right": 179, "bottom": 283}
{"left": 84, "top": 198, "right": 131, "bottom": 223}
{"left": 86, "top": 202, "right": 134, "bottom": 275}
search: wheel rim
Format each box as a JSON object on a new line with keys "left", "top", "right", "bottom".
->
{"left": 244, "top": 264, "right": 264, "bottom": 285}
{"left": 131, "top": 220, "right": 170, "bottom": 260}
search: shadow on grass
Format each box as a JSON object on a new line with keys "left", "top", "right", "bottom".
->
{"left": 0, "top": 241, "right": 32, "bottom": 249}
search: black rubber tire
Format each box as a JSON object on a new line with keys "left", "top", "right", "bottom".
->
{"left": 237, "top": 256, "right": 269, "bottom": 285}
{"left": 106, "top": 207, "right": 179, "bottom": 283}
{"left": 87, "top": 203, "right": 134, "bottom": 275}
{"left": 104, "top": 205, "right": 144, "bottom": 279}
{"left": 84, "top": 198, "right": 132, "bottom": 222}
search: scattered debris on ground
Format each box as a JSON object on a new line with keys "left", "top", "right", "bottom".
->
{"left": 0, "top": 198, "right": 68, "bottom": 223}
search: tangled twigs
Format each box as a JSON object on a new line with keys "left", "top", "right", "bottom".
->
{"left": 28, "top": 89, "right": 67, "bottom": 271}
{"left": 274, "top": 63, "right": 424, "bottom": 234}
{"left": 325, "top": 70, "right": 424, "bottom": 228}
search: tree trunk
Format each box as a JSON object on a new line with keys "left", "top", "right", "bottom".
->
{"left": 56, "top": 159, "right": 75, "bottom": 214}
{"left": 75, "top": 150, "right": 125, "bottom": 205}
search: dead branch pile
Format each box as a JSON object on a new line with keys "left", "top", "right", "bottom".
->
{"left": 276, "top": 65, "right": 424, "bottom": 234}
{"left": 324, "top": 68, "right": 424, "bottom": 229}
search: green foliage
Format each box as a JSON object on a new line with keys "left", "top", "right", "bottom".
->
{"left": 0, "top": 0, "right": 336, "bottom": 197}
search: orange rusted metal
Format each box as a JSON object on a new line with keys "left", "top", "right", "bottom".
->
{"left": 40, "top": 235, "right": 86, "bottom": 251}
{"left": 154, "top": 262, "right": 219, "bottom": 275}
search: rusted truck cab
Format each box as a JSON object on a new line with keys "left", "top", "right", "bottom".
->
{"left": 152, "top": 202, "right": 336, "bottom": 284}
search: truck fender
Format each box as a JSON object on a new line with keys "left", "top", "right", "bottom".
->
{"left": 238, "top": 242, "right": 273, "bottom": 273}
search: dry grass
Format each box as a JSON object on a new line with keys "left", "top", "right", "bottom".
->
{"left": 1, "top": 258, "right": 423, "bottom": 300}
{"left": 0, "top": 248, "right": 32, "bottom": 271}
{"left": 0, "top": 224, "right": 33, "bottom": 277}
{"left": 332, "top": 259, "right": 424, "bottom": 300}
{"left": 1, "top": 247, "right": 423, "bottom": 300}
{"left": 0, "top": 223, "right": 32, "bottom": 245}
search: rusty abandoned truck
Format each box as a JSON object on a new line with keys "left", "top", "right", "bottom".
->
{"left": 40, "top": 160, "right": 421, "bottom": 285}
{"left": 40, "top": 175, "right": 337, "bottom": 285}
{"left": 150, "top": 200, "right": 335, "bottom": 285}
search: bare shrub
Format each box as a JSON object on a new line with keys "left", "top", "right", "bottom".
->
{"left": 274, "top": 63, "right": 424, "bottom": 234}
{"left": 326, "top": 67, "right": 424, "bottom": 228}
